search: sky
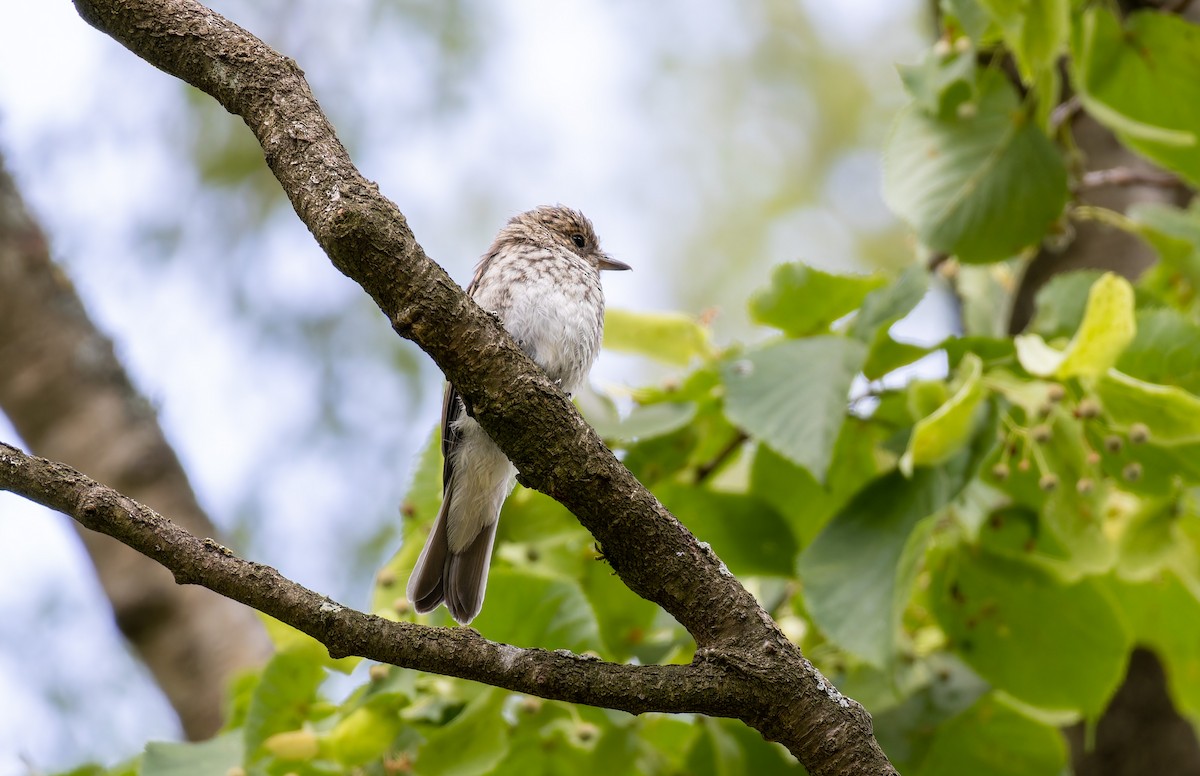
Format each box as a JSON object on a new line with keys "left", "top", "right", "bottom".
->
{"left": 0, "top": 1, "right": 933, "bottom": 771}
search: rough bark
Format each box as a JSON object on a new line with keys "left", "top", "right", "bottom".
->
{"left": 0, "top": 158, "right": 271, "bottom": 739}
{"left": 32, "top": 0, "right": 901, "bottom": 772}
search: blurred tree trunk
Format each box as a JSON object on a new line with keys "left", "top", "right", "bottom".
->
{"left": 0, "top": 156, "right": 270, "bottom": 739}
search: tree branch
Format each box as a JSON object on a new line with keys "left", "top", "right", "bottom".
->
{"left": 59, "top": 0, "right": 897, "bottom": 772}
{"left": 0, "top": 442, "right": 745, "bottom": 713}
{"left": 1075, "top": 167, "right": 1186, "bottom": 192}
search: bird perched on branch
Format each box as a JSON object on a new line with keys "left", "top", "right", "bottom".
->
{"left": 407, "top": 205, "right": 630, "bottom": 624}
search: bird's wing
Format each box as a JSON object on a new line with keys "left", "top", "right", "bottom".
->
{"left": 440, "top": 381, "right": 464, "bottom": 493}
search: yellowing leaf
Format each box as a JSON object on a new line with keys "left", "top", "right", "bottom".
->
{"left": 900, "top": 354, "right": 985, "bottom": 476}
{"left": 603, "top": 308, "right": 713, "bottom": 365}
{"left": 1015, "top": 273, "right": 1135, "bottom": 379}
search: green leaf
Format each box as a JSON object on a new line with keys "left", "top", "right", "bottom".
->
{"left": 940, "top": 0, "right": 994, "bottom": 42}
{"left": 684, "top": 718, "right": 803, "bottom": 776}
{"left": 897, "top": 48, "right": 977, "bottom": 119}
{"left": 374, "top": 429, "right": 442, "bottom": 616}
{"left": 1128, "top": 202, "right": 1200, "bottom": 310}
{"left": 800, "top": 422, "right": 993, "bottom": 667}
{"left": 417, "top": 688, "right": 510, "bottom": 776}
{"left": 656, "top": 484, "right": 798, "bottom": 577}
{"left": 604, "top": 309, "right": 712, "bottom": 365}
{"left": 1108, "top": 572, "right": 1200, "bottom": 719}
{"left": 142, "top": 735, "right": 242, "bottom": 776}
{"left": 243, "top": 650, "right": 326, "bottom": 761}
{"left": 1117, "top": 309, "right": 1200, "bottom": 395}
{"left": 1096, "top": 370, "right": 1200, "bottom": 444}
{"left": 1073, "top": 9, "right": 1200, "bottom": 185}
{"left": 930, "top": 547, "right": 1129, "bottom": 714}
{"left": 862, "top": 331, "right": 931, "bottom": 381}
{"left": 325, "top": 695, "right": 407, "bottom": 766}
{"left": 589, "top": 401, "right": 698, "bottom": 443}
{"left": 917, "top": 693, "right": 1066, "bottom": 776}
{"left": 471, "top": 568, "right": 603, "bottom": 652}
{"left": 749, "top": 422, "right": 883, "bottom": 547}
{"left": 883, "top": 68, "right": 1067, "bottom": 263}
{"left": 721, "top": 336, "right": 866, "bottom": 483}
{"left": 749, "top": 262, "right": 885, "bottom": 337}
{"left": 900, "top": 353, "right": 985, "bottom": 476}
{"left": 1026, "top": 270, "right": 1105, "bottom": 341}
{"left": 1015, "top": 273, "right": 1136, "bottom": 379}
{"left": 851, "top": 266, "right": 929, "bottom": 341}
{"left": 977, "top": 0, "right": 1068, "bottom": 85}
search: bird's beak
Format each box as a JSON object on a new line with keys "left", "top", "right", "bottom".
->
{"left": 599, "top": 254, "right": 632, "bottom": 272}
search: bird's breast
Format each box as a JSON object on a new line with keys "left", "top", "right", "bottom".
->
{"left": 476, "top": 260, "right": 604, "bottom": 394}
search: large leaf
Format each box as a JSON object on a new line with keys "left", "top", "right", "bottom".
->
{"left": 721, "top": 336, "right": 866, "bottom": 483}
{"left": 142, "top": 736, "right": 242, "bottom": 776}
{"left": 242, "top": 650, "right": 326, "bottom": 761}
{"left": 604, "top": 308, "right": 713, "bottom": 365}
{"left": 800, "top": 422, "right": 992, "bottom": 667}
{"left": 930, "top": 547, "right": 1129, "bottom": 714}
{"left": 883, "top": 68, "right": 1067, "bottom": 263}
{"left": 684, "top": 718, "right": 804, "bottom": 776}
{"left": 656, "top": 484, "right": 797, "bottom": 578}
{"left": 1108, "top": 572, "right": 1200, "bottom": 720}
{"left": 917, "top": 693, "right": 1066, "bottom": 776}
{"left": 1073, "top": 9, "right": 1200, "bottom": 185}
{"left": 471, "top": 568, "right": 603, "bottom": 653}
{"left": 416, "top": 688, "right": 510, "bottom": 776}
{"left": 1118, "top": 309, "right": 1200, "bottom": 395}
{"left": 749, "top": 262, "right": 885, "bottom": 337}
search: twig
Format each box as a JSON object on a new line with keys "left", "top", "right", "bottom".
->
{"left": 1075, "top": 168, "right": 1186, "bottom": 191}
{"left": 694, "top": 430, "right": 749, "bottom": 483}
{"left": 1050, "top": 96, "right": 1082, "bottom": 133}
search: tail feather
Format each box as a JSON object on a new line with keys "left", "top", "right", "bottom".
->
{"left": 406, "top": 488, "right": 500, "bottom": 625}
{"left": 444, "top": 521, "right": 498, "bottom": 625}
{"left": 407, "top": 500, "right": 451, "bottom": 615}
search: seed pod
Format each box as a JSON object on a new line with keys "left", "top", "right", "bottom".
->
{"left": 1123, "top": 462, "right": 1143, "bottom": 482}
{"left": 1076, "top": 478, "right": 1094, "bottom": 495}
{"left": 1047, "top": 384, "right": 1066, "bottom": 403}
{"left": 992, "top": 462, "right": 1010, "bottom": 481}
{"left": 1075, "top": 398, "right": 1101, "bottom": 419}
{"left": 1104, "top": 435, "right": 1123, "bottom": 453}
{"left": 1039, "top": 473, "right": 1059, "bottom": 492}
{"left": 1129, "top": 423, "right": 1150, "bottom": 444}
{"left": 1031, "top": 424, "right": 1052, "bottom": 443}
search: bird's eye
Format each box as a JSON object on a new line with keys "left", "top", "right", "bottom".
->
{"left": 571, "top": 233, "right": 586, "bottom": 249}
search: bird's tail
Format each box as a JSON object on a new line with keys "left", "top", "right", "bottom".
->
{"left": 406, "top": 485, "right": 500, "bottom": 625}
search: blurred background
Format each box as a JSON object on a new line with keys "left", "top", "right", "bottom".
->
{"left": 0, "top": 1, "right": 927, "bottom": 771}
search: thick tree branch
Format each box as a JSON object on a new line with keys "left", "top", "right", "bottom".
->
{"left": 0, "top": 156, "right": 270, "bottom": 739}
{"left": 61, "top": 0, "right": 897, "bottom": 772}
{"left": 0, "top": 442, "right": 742, "bottom": 716}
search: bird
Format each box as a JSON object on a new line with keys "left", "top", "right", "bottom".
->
{"left": 406, "top": 205, "right": 630, "bottom": 624}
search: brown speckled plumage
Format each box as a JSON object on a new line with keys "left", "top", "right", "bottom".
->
{"left": 407, "top": 206, "right": 629, "bottom": 624}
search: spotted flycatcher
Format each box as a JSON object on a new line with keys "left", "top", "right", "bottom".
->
{"left": 407, "top": 205, "right": 630, "bottom": 624}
